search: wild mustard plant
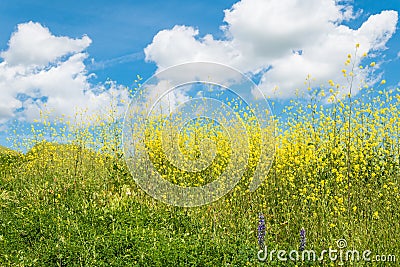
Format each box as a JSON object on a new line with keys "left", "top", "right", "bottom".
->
{"left": 0, "top": 46, "right": 399, "bottom": 265}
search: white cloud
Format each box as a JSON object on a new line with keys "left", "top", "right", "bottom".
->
{"left": 0, "top": 22, "right": 128, "bottom": 124}
{"left": 144, "top": 25, "right": 239, "bottom": 70}
{"left": 144, "top": 0, "right": 398, "bottom": 98}
{"left": 357, "top": 11, "right": 398, "bottom": 50}
{"left": 1, "top": 22, "right": 91, "bottom": 67}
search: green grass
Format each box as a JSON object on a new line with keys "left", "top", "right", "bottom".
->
{"left": 0, "top": 142, "right": 398, "bottom": 266}
{"left": 0, "top": 145, "right": 259, "bottom": 266}
{"left": 1, "top": 82, "right": 400, "bottom": 266}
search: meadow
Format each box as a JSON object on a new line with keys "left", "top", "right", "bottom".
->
{"left": 0, "top": 54, "right": 399, "bottom": 266}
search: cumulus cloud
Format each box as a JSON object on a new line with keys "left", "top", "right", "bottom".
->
{"left": 1, "top": 22, "right": 91, "bottom": 67}
{"left": 144, "top": 0, "right": 398, "bottom": 98}
{"left": 0, "top": 22, "right": 128, "bottom": 124}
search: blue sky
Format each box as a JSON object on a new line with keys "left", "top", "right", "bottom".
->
{"left": 0, "top": 0, "right": 399, "bottom": 148}
{"left": 0, "top": 0, "right": 237, "bottom": 86}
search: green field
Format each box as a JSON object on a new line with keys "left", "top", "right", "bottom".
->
{"left": 1, "top": 84, "right": 399, "bottom": 266}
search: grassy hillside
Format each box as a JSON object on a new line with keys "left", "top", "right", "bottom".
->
{"left": 1, "top": 86, "right": 399, "bottom": 266}
{"left": 0, "top": 145, "right": 22, "bottom": 162}
{"left": 0, "top": 146, "right": 23, "bottom": 178}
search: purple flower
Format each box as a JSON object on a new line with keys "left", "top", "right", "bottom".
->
{"left": 258, "top": 213, "right": 266, "bottom": 249}
{"left": 299, "top": 227, "right": 306, "bottom": 251}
